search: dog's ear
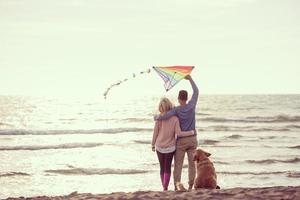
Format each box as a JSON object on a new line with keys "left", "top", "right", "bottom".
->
{"left": 193, "top": 150, "right": 199, "bottom": 162}
{"left": 204, "top": 151, "right": 211, "bottom": 157}
{"left": 193, "top": 153, "right": 198, "bottom": 162}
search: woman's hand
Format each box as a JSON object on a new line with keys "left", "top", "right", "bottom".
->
{"left": 152, "top": 146, "right": 155, "bottom": 152}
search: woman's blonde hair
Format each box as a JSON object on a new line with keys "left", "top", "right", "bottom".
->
{"left": 158, "top": 97, "right": 174, "bottom": 114}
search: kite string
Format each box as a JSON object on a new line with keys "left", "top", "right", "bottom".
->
{"left": 103, "top": 68, "right": 151, "bottom": 99}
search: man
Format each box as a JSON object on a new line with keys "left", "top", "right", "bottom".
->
{"left": 155, "top": 75, "right": 198, "bottom": 191}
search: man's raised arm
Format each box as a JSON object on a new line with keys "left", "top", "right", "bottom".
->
{"left": 185, "top": 75, "right": 199, "bottom": 110}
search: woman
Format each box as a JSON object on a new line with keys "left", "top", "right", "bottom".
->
{"left": 151, "top": 97, "right": 194, "bottom": 191}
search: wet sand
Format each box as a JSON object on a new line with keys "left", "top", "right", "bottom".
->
{"left": 6, "top": 186, "right": 300, "bottom": 200}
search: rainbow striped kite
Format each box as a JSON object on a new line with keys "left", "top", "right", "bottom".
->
{"left": 153, "top": 66, "right": 194, "bottom": 91}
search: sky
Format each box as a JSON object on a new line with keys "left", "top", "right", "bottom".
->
{"left": 0, "top": 0, "right": 300, "bottom": 99}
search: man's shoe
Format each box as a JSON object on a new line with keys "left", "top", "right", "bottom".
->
{"left": 175, "top": 182, "right": 187, "bottom": 192}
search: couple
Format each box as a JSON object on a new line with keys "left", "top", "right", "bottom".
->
{"left": 151, "top": 75, "right": 198, "bottom": 191}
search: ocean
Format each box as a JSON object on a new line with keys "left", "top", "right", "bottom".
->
{"left": 0, "top": 95, "right": 299, "bottom": 198}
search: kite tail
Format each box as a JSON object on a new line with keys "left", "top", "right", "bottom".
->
{"left": 103, "top": 68, "right": 151, "bottom": 99}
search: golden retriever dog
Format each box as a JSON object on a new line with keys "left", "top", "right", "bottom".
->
{"left": 193, "top": 148, "right": 219, "bottom": 189}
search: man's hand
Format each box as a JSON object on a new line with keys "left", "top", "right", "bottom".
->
{"left": 151, "top": 146, "right": 155, "bottom": 152}
{"left": 184, "top": 75, "right": 192, "bottom": 80}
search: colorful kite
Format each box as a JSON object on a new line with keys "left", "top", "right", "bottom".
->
{"left": 103, "top": 66, "right": 194, "bottom": 99}
{"left": 152, "top": 66, "right": 194, "bottom": 91}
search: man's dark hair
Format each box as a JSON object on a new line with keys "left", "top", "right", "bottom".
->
{"left": 178, "top": 90, "right": 188, "bottom": 101}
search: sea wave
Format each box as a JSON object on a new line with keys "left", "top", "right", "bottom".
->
{"left": 234, "top": 107, "right": 265, "bottom": 111}
{"left": 0, "top": 142, "right": 104, "bottom": 151}
{"left": 286, "top": 125, "right": 300, "bottom": 129}
{"left": 214, "top": 161, "right": 230, "bottom": 165}
{"left": 134, "top": 139, "right": 222, "bottom": 146}
{"left": 246, "top": 158, "right": 300, "bottom": 164}
{"left": 0, "top": 128, "right": 152, "bottom": 135}
{"left": 289, "top": 145, "right": 300, "bottom": 149}
{"left": 59, "top": 118, "right": 77, "bottom": 121}
{"left": 246, "top": 115, "right": 300, "bottom": 123}
{"left": 200, "top": 115, "right": 300, "bottom": 123}
{"left": 123, "top": 118, "right": 152, "bottom": 122}
{"left": 199, "top": 140, "right": 220, "bottom": 145}
{"left": 0, "top": 124, "right": 298, "bottom": 136}
{"left": 259, "top": 136, "right": 276, "bottom": 140}
{"left": 135, "top": 139, "right": 222, "bottom": 146}
{"left": 0, "top": 172, "right": 30, "bottom": 177}
{"left": 0, "top": 122, "right": 13, "bottom": 128}
{"left": 226, "top": 134, "right": 243, "bottom": 139}
{"left": 182, "top": 161, "right": 229, "bottom": 167}
{"left": 219, "top": 171, "right": 299, "bottom": 176}
{"left": 134, "top": 140, "right": 150, "bottom": 144}
{"left": 45, "top": 167, "right": 149, "bottom": 176}
{"left": 95, "top": 118, "right": 152, "bottom": 122}
{"left": 198, "top": 125, "right": 297, "bottom": 132}
{"left": 196, "top": 113, "right": 211, "bottom": 116}
{"left": 287, "top": 172, "right": 300, "bottom": 178}
{"left": 247, "top": 128, "right": 290, "bottom": 132}
{"left": 219, "top": 171, "right": 283, "bottom": 175}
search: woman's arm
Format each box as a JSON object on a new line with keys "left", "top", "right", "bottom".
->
{"left": 174, "top": 118, "right": 194, "bottom": 137}
{"left": 151, "top": 121, "right": 160, "bottom": 147}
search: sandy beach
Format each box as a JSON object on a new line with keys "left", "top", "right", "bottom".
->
{"left": 5, "top": 186, "right": 300, "bottom": 200}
